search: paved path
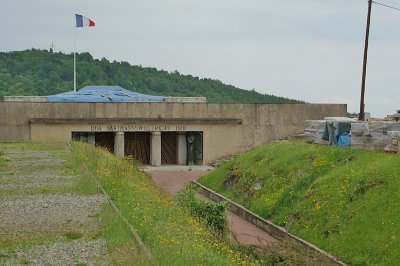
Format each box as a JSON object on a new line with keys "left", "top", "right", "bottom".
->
{"left": 146, "top": 167, "right": 277, "bottom": 245}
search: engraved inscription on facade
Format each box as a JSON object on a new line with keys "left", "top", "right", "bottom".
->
{"left": 90, "top": 125, "right": 102, "bottom": 131}
{"left": 89, "top": 124, "right": 187, "bottom": 132}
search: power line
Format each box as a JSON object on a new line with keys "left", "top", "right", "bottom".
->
{"left": 373, "top": 1, "right": 400, "bottom": 11}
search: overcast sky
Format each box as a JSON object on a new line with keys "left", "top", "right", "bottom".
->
{"left": 1, "top": 0, "right": 400, "bottom": 117}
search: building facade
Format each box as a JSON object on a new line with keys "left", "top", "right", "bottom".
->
{"left": 0, "top": 101, "right": 347, "bottom": 165}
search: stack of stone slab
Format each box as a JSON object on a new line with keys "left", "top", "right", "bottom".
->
{"left": 304, "top": 117, "right": 356, "bottom": 145}
{"left": 305, "top": 117, "right": 400, "bottom": 151}
{"left": 304, "top": 120, "right": 329, "bottom": 144}
{"left": 351, "top": 122, "right": 400, "bottom": 151}
{"left": 383, "top": 131, "right": 400, "bottom": 153}
{"left": 384, "top": 110, "right": 400, "bottom": 121}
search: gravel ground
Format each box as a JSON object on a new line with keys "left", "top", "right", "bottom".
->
{"left": 2, "top": 239, "right": 108, "bottom": 266}
{"left": 0, "top": 144, "right": 110, "bottom": 265}
{"left": 4, "top": 151, "right": 56, "bottom": 159}
{"left": 7, "top": 160, "right": 67, "bottom": 168}
{"left": 0, "top": 194, "right": 106, "bottom": 234}
{"left": 0, "top": 174, "right": 78, "bottom": 182}
{"left": 0, "top": 173, "right": 78, "bottom": 192}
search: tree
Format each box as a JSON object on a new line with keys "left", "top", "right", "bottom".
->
{"left": 0, "top": 49, "right": 303, "bottom": 104}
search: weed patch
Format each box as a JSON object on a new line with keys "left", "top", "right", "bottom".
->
{"left": 177, "top": 185, "right": 228, "bottom": 235}
{"left": 65, "top": 231, "right": 83, "bottom": 240}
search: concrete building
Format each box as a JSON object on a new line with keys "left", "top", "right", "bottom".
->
{"left": 0, "top": 87, "right": 346, "bottom": 166}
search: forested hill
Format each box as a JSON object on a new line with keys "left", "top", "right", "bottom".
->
{"left": 0, "top": 49, "right": 301, "bottom": 103}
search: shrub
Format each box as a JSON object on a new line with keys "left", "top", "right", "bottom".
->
{"left": 177, "top": 186, "right": 228, "bottom": 235}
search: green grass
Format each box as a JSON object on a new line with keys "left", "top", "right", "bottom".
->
{"left": 0, "top": 185, "right": 76, "bottom": 198}
{"left": 64, "top": 231, "right": 83, "bottom": 240}
{"left": 0, "top": 142, "right": 68, "bottom": 151}
{"left": 99, "top": 203, "right": 140, "bottom": 265}
{"left": 199, "top": 140, "right": 400, "bottom": 265}
{"left": 0, "top": 232, "right": 66, "bottom": 252}
{"left": 0, "top": 147, "right": 6, "bottom": 170}
{"left": 70, "top": 142, "right": 259, "bottom": 265}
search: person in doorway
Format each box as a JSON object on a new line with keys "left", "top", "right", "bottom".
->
{"left": 187, "top": 134, "right": 195, "bottom": 165}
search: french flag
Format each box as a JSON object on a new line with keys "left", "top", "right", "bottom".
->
{"left": 75, "top": 14, "right": 95, "bottom": 27}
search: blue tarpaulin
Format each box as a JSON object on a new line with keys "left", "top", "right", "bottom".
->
{"left": 47, "top": 86, "right": 166, "bottom": 102}
{"left": 322, "top": 121, "right": 352, "bottom": 147}
{"left": 337, "top": 133, "right": 351, "bottom": 147}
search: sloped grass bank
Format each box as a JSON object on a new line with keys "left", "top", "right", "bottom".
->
{"left": 70, "top": 142, "right": 257, "bottom": 265}
{"left": 199, "top": 141, "right": 400, "bottom": 265}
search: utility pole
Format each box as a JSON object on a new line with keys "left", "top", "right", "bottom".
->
{"left": 359, "top": 0, "right": 373, "bottom": 121}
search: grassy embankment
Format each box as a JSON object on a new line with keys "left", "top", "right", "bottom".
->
{"left": 70, "top": 142, "right": 258, "bottom": 265}
{"left": 199, "top": 140, "right": 400, "bottom": 266}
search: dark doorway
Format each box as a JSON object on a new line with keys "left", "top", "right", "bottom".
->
{"left": 125, "top": 132, "right": 150, "bottom": 165}
{"left": 95, "top": 132, "right": 115, "bottom": 152}
{"left": 161, "top": 132, "right": 177, "bottom": 165}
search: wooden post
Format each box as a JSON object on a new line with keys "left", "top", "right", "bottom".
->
{"left": 359, "top": 0, "right": 372, "bottom": 121}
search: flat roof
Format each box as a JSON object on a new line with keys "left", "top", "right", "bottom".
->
{"left": 47, "top": 86, "right": 166, "bottom": 103}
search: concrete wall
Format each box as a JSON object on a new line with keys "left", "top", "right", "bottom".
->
{"left": 0, "top": 102, "right": 346, "bottom": 163}
{"left": 3, "top": 96, "right": 48, "bottom": 102}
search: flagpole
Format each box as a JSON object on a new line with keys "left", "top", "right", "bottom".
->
{"left": 74, "top": 24, "right": 77, "bottom": 92}
{"left": 73, "top": 14, "right": 95, "bottom": 92}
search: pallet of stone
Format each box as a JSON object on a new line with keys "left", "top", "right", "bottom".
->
{"left": 351, "top": 122, "right": 400, "bottom": 150}
{"left": 352, "top": 133, "right": 389, "bottom": 151}
{"left": 304, "top": 120, "right": 327, "bottom": 144}
{"left": 388, "top": 131, "right": 400, "bottom": 139}
{"left": 352, "top": 135, "right": 388, "bottom": 151}
{"left": 351, "top": 122, "right": 400, "bottom": 134}
{"left": 384, "top": 110, "right": 400, "bottom": 121}
{"left": 383, "top": 131, "right": 400, "bottom": 153}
